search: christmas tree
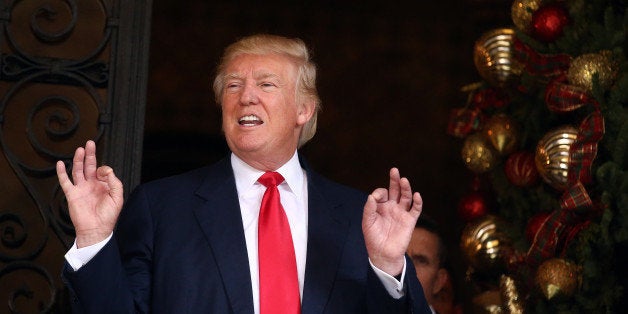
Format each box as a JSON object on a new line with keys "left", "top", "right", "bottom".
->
{"left": 448, "top": 0, "right": 627, "bottom": 312}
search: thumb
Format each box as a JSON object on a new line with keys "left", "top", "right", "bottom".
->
{"left": 364, "top": 194, "right": 377, "bottom": 215}
{"left": 362, "top": 194, "right": 379, "bottom": 227}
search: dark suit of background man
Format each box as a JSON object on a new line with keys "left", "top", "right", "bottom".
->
{"left": 56, "top": 34, "right": 431, "bottom": 313}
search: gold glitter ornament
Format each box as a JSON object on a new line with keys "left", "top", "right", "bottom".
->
{"left": 474, "top": 28, "right": 523, "bottom": 88}
{"left": 462, "top": 132, "right": 498, "bottom": 174}
{"left": 484, "top": 114, "right": 519, "bottom": 155}
{"left": 511, "top": 0, "right": 546, "bottom": 33}
{"left": 472, "top": 290, "right": 503, "bottom": 314}
{"left": 535, "top": 125, "right": 578, "bottom": 190}
{"left": 460, "top": 215, "right": 513, "bottom": 274}
{"left": 567, "top": 50, "right": 617, "bottom": 93}
{"left": 535, "top": 258, "right": 580, "bottom": 300}
{"left": 500, "top": 275, "right": 524, "bottom": 314}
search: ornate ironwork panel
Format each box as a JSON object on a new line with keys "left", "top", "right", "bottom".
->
{"left": 0, "top": 0, "right": 151, "bottom": 312}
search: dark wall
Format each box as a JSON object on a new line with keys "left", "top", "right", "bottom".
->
{"left": 144, "top": 0, "right": 512, "bottom": 307}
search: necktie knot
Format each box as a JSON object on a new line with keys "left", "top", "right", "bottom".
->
{"left": 258, "top": 171, "right": 285, "bottom": 188}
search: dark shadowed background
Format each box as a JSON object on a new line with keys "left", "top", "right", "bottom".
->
{"left": 143, "top": 0, "right": 513, "bottom": 307}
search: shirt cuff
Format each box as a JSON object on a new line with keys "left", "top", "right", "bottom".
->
{"left": 64, "top": 233, "right": 113, "bottom": 271}
{"left": 368, "top": 258, "right": 406, "bottom": 299}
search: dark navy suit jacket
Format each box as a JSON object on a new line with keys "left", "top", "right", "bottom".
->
{"left": 63, "top": 156, "right": 430, "bottom": 313}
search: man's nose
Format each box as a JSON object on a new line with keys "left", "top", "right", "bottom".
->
{"left": 239, "top": 83, "right": 259, "bottom": 105}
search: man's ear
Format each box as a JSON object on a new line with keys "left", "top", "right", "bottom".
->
{"left": 297, "top": 98, "right": 315, "bottom": 126}
{"left": 433, "top": 268, "right": 449, "bottom": 295}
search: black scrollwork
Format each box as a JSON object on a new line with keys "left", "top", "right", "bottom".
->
{"left": 70, "top": 61, "right": 109, "bottom": 87}
{"left": 27, "top": 95, "right": 80, "bottom": 160}
{"left": 49, "top": 185, "right": 75, "bottom": 248}
{"left": 30, "top": 0, "right": 78, "bottom": 43}
{"left": 0, "top": 262, "right": 56, "bottom": 313}
{"left": 0, "top": 210, "right": 47, "bottom": 263}
{"left": 1, "top": 54, "right": 39, "bottom": 78}
{"left": 1, "top": 72, "right": 105, "bottom": 171}
{"left": 0, "top": 214, "right": 27, "bottom": 249}
{"left": 2, "top": 0, "right": 113, "bottom": 86}
{"left": 1, "top": 53, "right": 110, "bottom": 88}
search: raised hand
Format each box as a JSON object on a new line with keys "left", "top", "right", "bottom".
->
{"left": 56, "top": 140, "right": 124, "bottom": 248}
{"left": 362, "top": 168, "right": 423, "bottom": 276}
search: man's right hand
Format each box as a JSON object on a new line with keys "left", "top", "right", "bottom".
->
{"left": 56, "top": 140, "right": 124, "bottom": 248}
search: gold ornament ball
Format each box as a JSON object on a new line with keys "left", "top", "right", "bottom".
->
{"left": 535, "top": 125, "right": 578, "bottom": 190}
{"left": 460, "top": 215, "right": 512, "bottom": 274}
{"left": 484, "top": 114, "right": 519, "bottom": 155}
{"left": 471, "top": 290, "right": 503, "bottom": 314}
{"left": 474, "top": 28, "right": 523, "bottom": 88}
{"left": 462, "top": 132, "right": 498, "bottom": 174}
{"left": 500, "top": 275, "right": 524, "bottom": 314}
{"left": 567, "top": 50, "right": 617, "bottom": 93}
{"left": 535, "top": 258, "right": 580, "bottom": 300}
{"left": 511, "top": 0, "right": 546, "bottom": 33}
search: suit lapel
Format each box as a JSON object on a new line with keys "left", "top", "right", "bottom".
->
{"left": 301, "top": 172, "right": 351, "bottom": 314}
{"left": 192, "top": 158, "right": 254, "bottom": 314}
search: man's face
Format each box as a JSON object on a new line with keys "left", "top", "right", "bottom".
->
{"left": 220, "top": 53, "right": 313, "bottom": 169}
{"left": 407, "top": 227, "right": 443, "bottom": 305}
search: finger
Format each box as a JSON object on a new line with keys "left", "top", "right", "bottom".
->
{"left": 56, "top": 160, "right": 73, "bottom": 194}
{"left": 388, "top": 168, "right": 401, "bottom": 202}
{"left": 97, "top": 166, "right": 124, "bottom": 208}
{"left": 398, "top": 177, "right": 413, "bottom": 209}
{"left": 71, "top": 146, "right": 86, "bottom": 183}
{"left": 409, "top": 192, "right": 423, "bottom": 219}
{"left": 84, "top": 140, "right": 98, "bottom": 179}
{"left": 370, "top": 188, "right": 389, "bottom": 203}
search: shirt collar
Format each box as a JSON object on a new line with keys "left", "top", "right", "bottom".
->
{"left": 231, "top": 152, "right": 305, "bottom": 198}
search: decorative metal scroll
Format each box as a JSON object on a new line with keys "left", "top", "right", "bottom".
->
{"left": 0, "top": 0, "right": 116, "bottom": 312}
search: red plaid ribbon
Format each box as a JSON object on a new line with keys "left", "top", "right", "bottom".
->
{"left": 447, "top": 107, "right": 483, "bottom": 138}
{"left": 545, "top": 75, "right": 605, "bottom": 184}
{"left": 526, "top": 76, "right": 605, "bottom": 267}
{"left": 559, "top": 182, "right": 594, "bottom": 213}
{"left": 526, "top": 182, "right": 594, "bottom": 266}
{"left": 513, "top": 37, "right": 572, "bottom": 77}
{"left": 545, "top": 75, "right": 597, "bottom": 112}
{"left": 568, "top": 111, "right": 605, "bottom": 185}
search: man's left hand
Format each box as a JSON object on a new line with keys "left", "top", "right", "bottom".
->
{"left": 362, "top": 168, "right": 423, "bottom": 276}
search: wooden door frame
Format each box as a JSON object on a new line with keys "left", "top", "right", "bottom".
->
{"left": 105, "top": 0, "right": 152, "bottom": 194}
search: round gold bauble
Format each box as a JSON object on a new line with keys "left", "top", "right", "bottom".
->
{"left": 474, "top": 28, "right": 523, "bottom": 88}
{"left": 567, "top": 50, "right": 617, "bottom": 93}
{"left": 500, "top": 275, "right": 524, "bottom": 314}
{"left": 460, "top": 215, "right": 512, "bottom": 274}
{"left": 484, "top": 114, "right": 519, "bottom": 155}
{"left": 462, "top": 132, "right": 498, "bottom": 174}
{"left": 472, "top": 290, "right": 503, "bottom": 314}
{"left": 535, "top": 258, "right": 580, "bottom": 300}
{"left": 511, "top": 0, "right": 546, "bottom": 33}
{"left": 535, "top": 125, "right": 578, "bottom": 190}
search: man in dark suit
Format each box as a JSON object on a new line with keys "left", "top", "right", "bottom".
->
{"left": 57, "top": 34, "right": 431, "bottom": 313}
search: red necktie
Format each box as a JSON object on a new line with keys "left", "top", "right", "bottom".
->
{"left": 257, "top": 172, "right": 301, "bottom": 314}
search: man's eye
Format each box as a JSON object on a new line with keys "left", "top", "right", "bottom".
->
{"left": 260, "top": 82, "right": 276, "bottom": 88}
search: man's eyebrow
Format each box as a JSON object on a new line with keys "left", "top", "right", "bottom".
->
{"left": 224, "top": 73, "right": 243, "bottom": 80}
{"left": 255, "top": 72, "right": 281, "bottom": 80}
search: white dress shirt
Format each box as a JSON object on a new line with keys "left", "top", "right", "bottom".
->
{"left": 65, "top": 151, "right": 406, "bottom": 314}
